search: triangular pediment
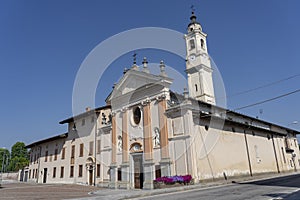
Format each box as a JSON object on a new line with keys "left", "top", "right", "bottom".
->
{"left": 108, "top": 69, "right": 173, "bottom": 102}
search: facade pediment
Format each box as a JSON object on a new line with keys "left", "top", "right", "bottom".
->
{"left": 108, "top": 69, "right": 172, "bottom": 102}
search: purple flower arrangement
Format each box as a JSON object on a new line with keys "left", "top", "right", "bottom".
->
{"left": 154, "top": 175, "right": 192, "bottom": 185}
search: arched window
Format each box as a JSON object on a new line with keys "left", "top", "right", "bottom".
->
{"left": 189, "top": 39, "right": 195, "bottom": 50}
{"left": 195, "top": 84, "right": 198, "bottom": 92}
{"left": 201, "top": 39, "right": 205, "bottom": 49}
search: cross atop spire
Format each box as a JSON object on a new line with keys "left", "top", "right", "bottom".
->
{"left": 191, "top": 5, "right": 195, "bottom": 13}
{"left": 133, "top": 52, "right": 137, "bottom": 65}
{"left": 187, "top": 6, "right": 202, "bottom": 32}
{"left": 131, "top": 52, "right": 138, "bottom": 70}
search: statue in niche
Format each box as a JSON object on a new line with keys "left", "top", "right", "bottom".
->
{"left": 118, "top": 135, "right": 122, "bottom": 152}
{"left": 101, "top": 113, "right": 107, "bottom": 124}
{"left": 153, "top": 127, "right": 160, "bottom": 147}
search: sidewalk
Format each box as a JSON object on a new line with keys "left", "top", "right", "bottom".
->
{"left": 73, "top": 171, "right": 300, "bottom": 200}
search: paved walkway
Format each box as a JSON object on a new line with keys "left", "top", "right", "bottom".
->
{"left": 0, "top": 182, "right": 97, "bottom": 200}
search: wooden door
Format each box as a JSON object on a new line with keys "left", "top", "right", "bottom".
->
{"left": 133, "top": 155, "right": 143, "bottom": 189}
{"left": 89, "top": 170, "right": 93, "bottom": 185}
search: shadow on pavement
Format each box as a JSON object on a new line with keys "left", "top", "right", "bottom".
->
{"left": 284, "top": 190, "right": 300, "bottom": 200}
{"left": 239, "top": 174, "right": 300, "bottom": 188}
{"left": 262, "top": 190, "right": 300, "bottom": 200}
{"left": 262, "top": 192, "right": 291, "bottom": 199}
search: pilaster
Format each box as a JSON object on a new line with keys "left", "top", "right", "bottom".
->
{"left": 108, "top": 164, "right": 118, "bottom": 189}
{"left": 111, "top": 113, "right": 117, "bottom": 164}
{"left": 109, "top": 113, "right": 117, "bottom": 188}
{"left": 142, "top": 100, "right": 154, "bottom": 189}
{"left": 143, "top": 101, "right": 153, "bottom": 161}
{"left": 143, "top": 160, "right": 155, "bottom": 190}
{"left": 158, "top": 99, "right": 170, "bottom": 159}
{"left": 119, "top": 162, "right": 130, "bottom": 189}
{"left": 158, "top": 98, "right": 171, "bottom": 177}
{"left": 120, "top": 108, "right": 130, "bottom": 189}
{"left": 122, "top": 109, "right": 129, "bottom": 163}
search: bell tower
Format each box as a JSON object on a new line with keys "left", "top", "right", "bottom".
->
{"left": 184, "top": 11, "right": 215, "bottom": 105}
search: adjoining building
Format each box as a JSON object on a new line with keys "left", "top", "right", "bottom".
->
{"left": 26, "top": 106, "right": 111, "bottom": 186}
{"left": 26, "top": 12, "right": 300, "bottom": 189}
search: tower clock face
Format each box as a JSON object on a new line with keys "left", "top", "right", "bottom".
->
{"left": 188, "top": 55, "right": 196, "bottom": 62}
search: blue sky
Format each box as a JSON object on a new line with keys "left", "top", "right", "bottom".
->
{"left": 0, "top": 0, "right": 299, "bottom": 149}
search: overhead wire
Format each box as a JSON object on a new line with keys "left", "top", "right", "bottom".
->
{"left": 218, "top": 73, "right": 300, "bottom": 100}
{"left": 233, "top": 89, "right": 300, "bottom": 111}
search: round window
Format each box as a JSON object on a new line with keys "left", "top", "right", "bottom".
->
{"left": 133, "top": 107, "right": 141, "bottom": 125}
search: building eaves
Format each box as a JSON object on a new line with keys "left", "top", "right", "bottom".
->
{"left": 167, "top": 91, "right": 300, "bottom": 135}
{"left": 25, "top": 133, "right": 68, "bottom": 148}
{"left": 59, "top": 105, "right": 111, "bottom": 124}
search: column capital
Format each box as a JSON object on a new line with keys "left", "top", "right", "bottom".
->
{"left": 111, "top": 111, "right": 116, "bottom": 117}
{"left": 120, "top": 162, "right": 130, "bottom": 167}
{"left": 143, "top": 159, "right": 155, "bottom": 166}
{"left": 159, "top": 157, "right": 171, "bottom": 165}
{"left": 156, "top": 94, "right": 167, "bottom": 102}
{"left": 121, "top": 107, "right": 128, "bottom": 113}
{"left": 109, "top": 163, "right": 118, "bottom": 168}
{"left": 141, "top": 97, "right": 151, "bottom": 106}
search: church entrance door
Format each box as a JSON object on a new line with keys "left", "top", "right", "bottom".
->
{"left": 133, "top": 154, "right": 143, "bottom": 189}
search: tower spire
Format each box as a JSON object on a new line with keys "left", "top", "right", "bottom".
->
{"left": 190, "top": 5, "right": 198, "bottom": 23}
{"left": 190, "top": 5, "right": 196, "bottom": 22}
{"left": 187, "top": 6, "right": 202, "bottom": 32}
{"left": 184, "top": 9, "right": 215, "bottom": 105}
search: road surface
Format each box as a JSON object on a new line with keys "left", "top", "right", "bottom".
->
{"left": 138, "top": 174, "right": 300, "bottom": 200}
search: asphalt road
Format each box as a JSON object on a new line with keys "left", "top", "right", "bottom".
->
{"left": 138, "top": 174, "right": 300, "bottom": 200}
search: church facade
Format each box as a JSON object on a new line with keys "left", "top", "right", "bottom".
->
{"left": 26, "top": 12, "right": 300, "bottom": 189}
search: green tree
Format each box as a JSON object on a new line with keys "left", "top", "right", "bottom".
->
{"left": 0, "top": 148, "right": 10, "bottom": 172}
{"left": 8, "top": 157, "right": 29, "bottom": 171}
{"left": 11, "top": 142, "right": 28, "bottom": 159}
{"left": 8, "top": 142, "right": 29, "bottom": 171}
